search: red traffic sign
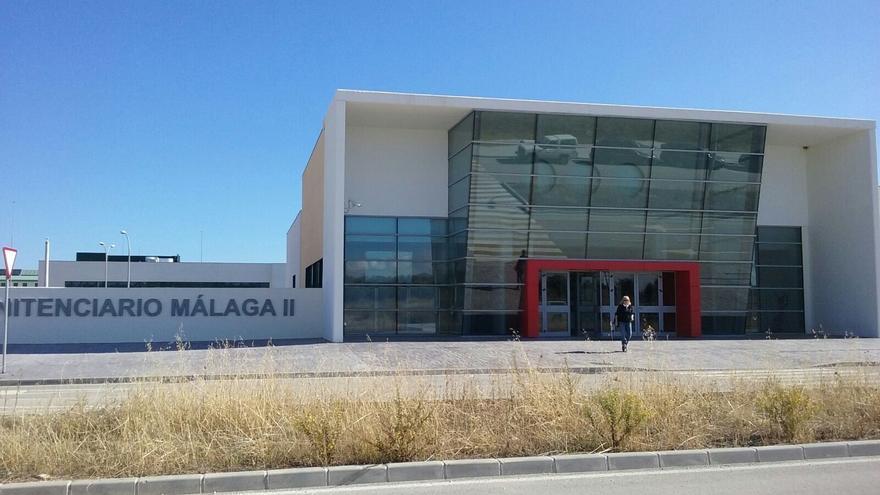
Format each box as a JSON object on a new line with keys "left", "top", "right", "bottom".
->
{"left": 2, "top": 247, "right": 16, "bottom": 280}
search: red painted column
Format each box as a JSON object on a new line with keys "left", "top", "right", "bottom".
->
{"left": 674, "top": 266, "right": 702, "bottom": 337}
{"left": 522, "top": 260, "right": 541, "bottom": 338}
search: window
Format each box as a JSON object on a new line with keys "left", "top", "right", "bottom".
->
{"left": 305, "top": 259, "right": 323, "bottom": 288}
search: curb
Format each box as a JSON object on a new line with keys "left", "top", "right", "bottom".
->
{"left": 1, "top": 440, "right": 878, "bottom": 494}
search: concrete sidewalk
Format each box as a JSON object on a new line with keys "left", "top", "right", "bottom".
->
{"left": 1, "top": 338, "right": 878, "bottom": 385}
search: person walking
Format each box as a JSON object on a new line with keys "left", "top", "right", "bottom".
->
{"left": 614, "top": 295, "right": 635, "bottom": 352}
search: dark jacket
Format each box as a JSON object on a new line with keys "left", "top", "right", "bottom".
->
{"left": 615, "top": 303, "right": 634, "bottom": 325}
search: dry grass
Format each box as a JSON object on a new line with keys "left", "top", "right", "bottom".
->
{"left": 1, "top": 352, "right": 879, "bottom": 482}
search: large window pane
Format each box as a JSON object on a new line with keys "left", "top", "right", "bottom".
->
{"left": 757, "top": 242, "right": 803, "bottom": 266}
{"left": 398, "top": 261, "right": 435, "bottom": 284}
{"left": 646, "top": 211, "right": 702, "bottom": 233}
{"left": 537, "top": 114, "right": 596, "bottom": 146}
{"left": 528, "top": 231, "right": 587, "bottom": 258}
{"left": 651, "top": 151, "right": 708, "bottom": 180}
{"left": 448, "top": 208, "right": 468, "bottom": 234}
{"left": 470, "top": 173, "right": 531, "bottom": 205}
{"left": 591, "top": 178, "right": 649, "bottom": 208}
{"left": 702, "top": 287, "right": 750, "bottom": 311}
{"left": 448, "top": 112, "right": 474, "bottom": 158}
{"left": 448, "top": 145, "right": 472, "bottom": 185}
{"left": 344, "top": 261, "right": 397, "bottom": 284}
{"left": 710, "top": 123, "right": 766, "bottom": 153}
{"left": 701, "top": 213, "right": 757, "bottom": 235}
{"left": 705, "top": 183, "right": 760, "bottom": 211}
{"left": 699, "top": 262, "right": 752, "bottom": 285}
{"left": 754, "top": 289, "right": 805, "bottom": 310}
{"left": 757, "top": 226, "right": 801, "bottom": 243}
{"left": 588, "top": 209, "right": 646, "bottom": 232}
{"left": 464, "top": 259, "right": 520, "bottom": 284}
{"left": 398, "top": 236, "right": 434, "bottom": 261}
{"left": 534, "top": 147, "right": 593, "bottom": 176}
{"left": 653, "top": 120, "right": 710, "bottom": 150}
{"left": 468, "top": 205, "right": 530, "bottom": 230}
{"left": 699, "top": 235, "right": 755, "bottom": 262}
{"left": 644, "top": 234, "right": 699, "bottom": 260}
{"left": 463, "top": 286, "right": 522, "bottom": 311}
{"left": 648, "top": 180, "right": 705, "bottom": 210}
{"left": 707, "top": 152, "right": 763, "bottom": 182}
{"left": 702, "top": 313, "right": 747, "bottom": 335}
{"left": 759, "top": 311, "right": 804, "bottom": 333}
{"left": 476, "top": 111, "right": 535, "bottom": 142}
{"left": 345, "top": 235, "right": 396, "bottom": 260}
{"left": 344, "top": 286, "right": 397, "bottom": 310}
{"left": 532, "top": 176, "right": 590, "bottom": 207}
{"left": 398, "top": 286, "right": 436, "bottom": 310}
{"left": 448, "top": 232, "right": 468, "bottom": 259}
{"left": 472, "top": 143, "right": 534, "bottom": 174}
{"left": 398, "top": 312, "right": 437, "bottom": 334}
{"left": 529, "top": 207, "right": 588, "bottom": 231}
{"left": 757, "top": 266, "right": 803, "bottom": 288}
{"left": 461, "top": 312, "right": 520, "bottom": 335}
{"left": 467, "top": 230, "right": 528, "bottom": 258}
{"left": 448, "top": 177, "right": 470, "bottom": 211}
{"left": 345, "top": 216, "right": 396, "bottom": 234}
{"left": 593, "top": 148, "right": 651, "bottom": 178}
{"left": 344, "top": 311, "right": 377, "bottom": 334}
{"left": 587, "top": 233, "right": 644, "bottom": 259}
{"left": 595, "top": 117, "right": 654, "bottom": 148}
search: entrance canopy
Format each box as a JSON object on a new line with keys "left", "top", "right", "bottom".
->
{"left": 521, "top": 259, "right": 701, "bottom": 338}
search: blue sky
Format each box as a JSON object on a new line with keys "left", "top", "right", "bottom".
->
{"left": 1, "top": 0, "right": 878, "bottom": 268}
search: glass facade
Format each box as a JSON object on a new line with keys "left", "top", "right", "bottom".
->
{"left": 448, "top": 110, "right": 767, "bottom": 335}
{"left": 748, "top": 226, "right": 805, "bottom": 333}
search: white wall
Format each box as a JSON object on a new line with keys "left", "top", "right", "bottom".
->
{"left": 1, "top": 288, "right": 323, "bottom": 344}
{"left": 286, "top": 213, "right": 302, "bottom": 288}
{"left": 345, "top": 125, "right": 448, "bottom": 217}
{"left": 804, "top": 129, "right": 879, "bottom": 337}
{"left": 322, "top": 100, "right": 346, "bottom": 342}
{"left": 38, "top": 261, "right": 287, "bottom": 288}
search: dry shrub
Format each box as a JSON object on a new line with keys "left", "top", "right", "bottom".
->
{"left": 1, "top": 355, "right": 880, "bottom": 483}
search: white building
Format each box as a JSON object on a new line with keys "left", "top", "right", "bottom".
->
{"left": 287, "top": 90, "right": 879, "bottom": 342}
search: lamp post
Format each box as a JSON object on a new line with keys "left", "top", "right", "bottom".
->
{"left": 98, "top": 242, "right": 115, "bottom": 288}
{"left": 120, "top": 230, "right": 131, "bottom": 288}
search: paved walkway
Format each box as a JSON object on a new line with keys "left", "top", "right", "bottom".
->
{"left": 1, "top": 338, "right": 878, "bottom": 384}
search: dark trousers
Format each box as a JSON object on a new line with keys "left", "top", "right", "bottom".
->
{"left": 617, "top": 322, "right": 633, "bottom": 345}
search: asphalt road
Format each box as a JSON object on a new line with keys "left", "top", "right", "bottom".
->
{"left": 263, "top": 458, "right": 880, "bottom": 495}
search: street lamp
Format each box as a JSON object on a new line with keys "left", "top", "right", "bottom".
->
{"left": 120, "top": 230, "right": 131, "bottom": 288}
{"left": 98, "top": 242, "right": 115, "bottom": 288}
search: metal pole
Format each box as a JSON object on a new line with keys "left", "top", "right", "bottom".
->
{"left": 2, "top": 282, "right": 9, "bottom": 374}
{"left": 43, "top": 238, "right": 50, "bottom": 287}
{"left": 104, "top": 249, "right": 109, "bottom": 288}
{"left": 121, "top": 231, "right": 131, "bottom": 288}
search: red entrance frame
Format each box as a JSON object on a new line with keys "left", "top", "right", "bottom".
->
{"left": 521, "top": 260, "right": 701, "bottom": 339}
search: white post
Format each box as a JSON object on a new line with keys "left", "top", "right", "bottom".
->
{"left": 2, "top": 281, "right": 9, "bottom": 374}
{"left": 43, "top": 238, "right": 50, "bottom": 287}
{"left": 121, "top": 230, "right": 131, "bottom": 288}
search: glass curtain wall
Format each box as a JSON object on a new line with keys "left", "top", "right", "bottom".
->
{"left": 747, "top": 226, "right": 805, "bottom": 333}
{"left": 343, "top": 216, "right": 451, "bottom": 336}
{"left": 449, "top": 110, "right": 767, "bottom": 335}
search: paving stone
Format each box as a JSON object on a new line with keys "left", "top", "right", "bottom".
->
{"left": 267, "top": 467, "right": 328, "bottom": 489}
{"left": 707, "top": 447, "right": 758, "bottom": 465}
{"left": 386, "top": 461, "right": 445, "bottom": 482}
{"left": 658, "top": 450, "right": 709, "bottom": 468}
{"left": 69, "top": 478, "right": 137, "bottom": 495}
{"left": 443, "top": 459, "right": 501, "bottom": 479}
{"left": 0, "top": 481, "right": 70, "bottom": 495}
{"left": 498, "top": 456, "right": 554, "bottom": 476}
{"left": 328, "top": 465, "right": 387, "bottom": 485}
{"left": 755, "top": 445, "right": 804, "bottom": 462}
{"left": 553, "top": 454, "right": 608, "bottom": 473}
{"left": 802, "top": 442, "right": 849, "bottom": 460}
{"left": 848, "top": 440, "right": 880, "bottom": 457}
{"left": 137, "top": 474, "right": 202, "bottom": 495}
{"left": 202, "top": 470, "right": 266, "bottom": 492}
{"left": 606, "top": 452, "right": 660, "bottom": 471}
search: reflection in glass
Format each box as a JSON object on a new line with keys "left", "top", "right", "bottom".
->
{"left": 596, "top": 117, "right": 654, "bottom": 148}
{"left": 398, "top": 261, "right": 435, "bottom": 284}
{"left": 448, "top": 112, "right": 475, "bottom": 157}
{"left": 638, "top": 273, "right": 660, "bottom": 305}
{"left": 705, "top": 182, "right": 760, "bottom": 211}
{"left": 757, "top": 242, "right": 803, "bottom": 266}
{"left": 468, "top": 205, "right": 529, "bottom": 231}
{"left": 593, "top": 148, "right": 651, "bottom": 178}
{"left": 472, "top": 143, "right": 533, "bottom": 174}
{"left": 588, "top": 209, "right": 646, "bottom": 233}
{"left": 344, "top": 261, "right": 397, "bottom": 284}
{"left": 529, "top": 231, "right": 587, "bottom": 258}
{"left": 398, "top": 312, "right": 437, "bottom": 334}
{"left": 646, "top": 211, "right": 702, "bottom": 233}
{"left": 537, "top": 114, "right": 596, "bottom": 147}
{"left": 699, "top": 235, "right": 755, "bottom": 262}
{"left": 476, "top": 112, "right": 536, "bottom": 142}
{"left": 398, "top": 286, "right": 436, "bottom": 310}
{"left": 701, "top": 213, "right": 757, "bottom": 235}
{"left": 529, "top": 207, "right": 588, "bottom": 231}
{"left": 699, "top": 262, "right": 752, "bottom": 286}
{"left": 466, "top": 230, "right": 528, "bottom": 258}
{"left": 648, "top": 179, "right": 705, "bottom": 210}
{"left": 591, "top": 178, "right": 649, "bottom": 208}
{"left": 532, "top": 176, "right": 590, "bottom": 207}
{"left": 707, "top": 153, "right": 763, "bottom": 182}
{"left": 710, "top": 124, "right": 766, "bottom": 153}
{"left": 448, "top": 177, "right": 470, "bottom": 211}
{"left": 344, "top": 235, "right": 396, "bottom": 260}
{"left": 650, "top": 151, "right": 707, "bottom": 180}
{"left": 448, "top": 146, "right": 473, "bottom": 185}
{"left": 757, "top": 226, "right": 801, "bottom": 243}
{"left": 653, "top": 120, "right": 710, "bottom": 150}
{"left": 470, "top": 173, "right": 531, "bottom": 205}
{"left": 344, "top": 286, "right": 397, "bottom": 310}
{"left": 345, "top": 216, "right": 396, "bottom": 235}
{"left": 533, "top": 147, "right": 593, "bottom": 176}
{"left": 644, "top": 234, "right": 699, "bottom": 260}
{"left": 397, "top": 236, "right": 434, "bottom": 261}
{"left": 587, "top": 233, "right": 645, "bottom": 259}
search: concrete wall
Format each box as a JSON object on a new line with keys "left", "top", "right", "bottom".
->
{"left": 322, "top": 100, "right": 346, "bottom": 342}
{"left": 0, "top": 287, "right": 323, "bottom": 344}
{"left": 345, "top": 125, "right": 448, "bottom": 217}
{"left": 301, "top": 132, "right": 325, "bottom": 274}
{"left": 38, "top": 261, "right": 287, "bottom": 288}
{"left": 286, "top": 213, "right": 302, "bottom": 288}
{"left": 804, "top": 129, "right": 879, "bottom": 336}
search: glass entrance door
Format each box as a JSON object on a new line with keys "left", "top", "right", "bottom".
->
{"left": 540, "top": 272, "right": 570, "bottom": 335}
{"left": 576, "top": 273, "right": 600, "bottom": 337}
{"left": 600, "top": 271, "right": 676, "bottom": 337}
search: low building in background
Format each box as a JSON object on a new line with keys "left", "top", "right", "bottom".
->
{"left": 0, "top": 269, "right": 39, "bottom": 288}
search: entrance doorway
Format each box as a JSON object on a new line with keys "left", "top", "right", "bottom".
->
{"left": 539, "top": 272, "right": 570, "bottom": 335}
{"left": 600, "top": 271, "right": 676, "bottom": 337}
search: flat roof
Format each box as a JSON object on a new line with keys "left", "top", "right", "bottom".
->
{"left": 337, "top": 89, "right": 875, "bottom": 147}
